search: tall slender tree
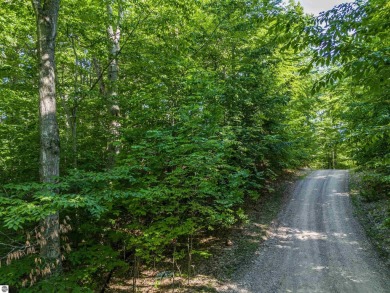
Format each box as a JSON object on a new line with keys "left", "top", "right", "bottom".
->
{"left": 31, "top": 0, "right": 62, "bottom": 275}
{"left": 106, "top": 0, "right": 122, "bottom": 167}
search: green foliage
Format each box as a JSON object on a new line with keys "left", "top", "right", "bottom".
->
{"left": 350, "top": 171, "right": 390, "bottom": 266}
{"left": 359, "top": 171, "right": 390, "bottom": 203}
{"left": 286, "top": 0, "right": 389, "bottom": 173}
{"left": 0, "top": 0, "right": 321, "bottom": 290}
{"left": 0, "top": 256, "right": 35, "bottom": 288}
{"left": 19, "top": 277, "right": 94, "bottom": 293}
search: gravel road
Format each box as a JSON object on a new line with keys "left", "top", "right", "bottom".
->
{"left": 220, "top": 170, "right": 390, "bottom": 293}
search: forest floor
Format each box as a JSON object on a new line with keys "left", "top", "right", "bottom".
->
{"left": 108, "top": 170, "right": 390, "bottom": 292}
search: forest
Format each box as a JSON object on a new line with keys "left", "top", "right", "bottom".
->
{"left": 0, "top": 0, "right": 388, "bottom": 291}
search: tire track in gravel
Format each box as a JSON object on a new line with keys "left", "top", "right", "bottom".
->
{"left": 219, "top": 170, "right": 390, "bottom": 293}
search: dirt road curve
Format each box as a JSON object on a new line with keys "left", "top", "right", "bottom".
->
{"left": 220, "top": 170, "right": 390, "bottom": 293}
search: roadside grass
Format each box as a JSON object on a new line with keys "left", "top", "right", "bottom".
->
{"left": 349, "top": 170, "right": 390, "bottom": 267}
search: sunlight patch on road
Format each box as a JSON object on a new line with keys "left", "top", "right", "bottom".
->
{"left": 312, "top": 265, "right": 328, "bottom": 271}
{"left": 313, "top": 175, "right": 327, "bottom": 179}
{"left": 332, "top": 232, "right": 348, "bottom": 238}
{"left": 295, "top": 230, "right": 327, "bottom": 240}
{"left": 326, "top": 192, "right": 349, "bottom": 197}
{"left": 222, "top": 284, "right": 252, "bottom": 293}
{"left": 271, "top": 227, "right": 328, "bottom": 241}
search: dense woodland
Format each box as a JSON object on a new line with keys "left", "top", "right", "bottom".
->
{"left": 0, "top": 0, "right": 388, "bottom": 291}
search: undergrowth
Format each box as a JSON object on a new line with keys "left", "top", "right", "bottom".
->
{"left": 350, "top": 170, "right": 390, "bottom": 267}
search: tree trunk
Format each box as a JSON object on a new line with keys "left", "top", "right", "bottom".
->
{"left": 32, "top": 0, "right": 62, "bottom": 275}
{"left": 106, "top": 2, "right": 122, "bottom": 168}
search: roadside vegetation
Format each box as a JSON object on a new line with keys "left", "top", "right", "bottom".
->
{"left": 0, "top": 0, "right": 388, "bottom": 291}
{"left": 350, "top": 171, "right": 390, "bottom": 267}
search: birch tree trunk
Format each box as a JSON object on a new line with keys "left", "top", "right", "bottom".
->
{"left": 31, "top": 0, "right": 62, "bottom": 275}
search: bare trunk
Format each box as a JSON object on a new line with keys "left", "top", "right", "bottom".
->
{"left": 106, "top": 3, "right": 122, "bottom": 168}
{"left": 32, "top": 0, "right": 62, "bottom": 275}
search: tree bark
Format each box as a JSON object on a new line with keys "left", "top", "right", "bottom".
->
{"left": 106, "top": 2, "right": 122, "bottom": 168}
{"left": 32, "top": 0, "right": 62, "bottom": 275}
